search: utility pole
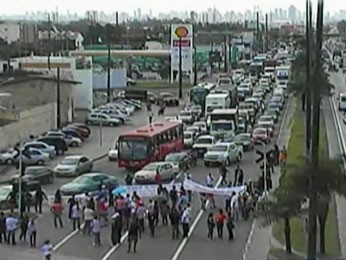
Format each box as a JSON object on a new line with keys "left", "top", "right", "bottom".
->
{"left": 307, "top": 1, "right": 324, "bottom": 259}
{"left": 256, "top": 12, "right": 260, "bottom": 51}
{"left": 48, "top": 13, "right": 51, "bottom": 70}
{"left": 107, "top": 25, "right": 111, "bottom": 103}
{"left": 56, "top": 67, "right": 61, "bottom": 129}
{"left": 265, "top": 14, "right": 268, "bottom": 52}
{"left": 178, "top": 36, "right": 183, "bottom": 99}
{"left": 224, "top": 35, "right": 228, "bottom": 73}
{"left": 305, "top": 0, "right": 312, "bottom": 158}
{"left": 193, "top": 46, "right": 197, "bottom": 85}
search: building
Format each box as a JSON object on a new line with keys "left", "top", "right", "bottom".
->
{"left": 0, "top": 22, "right": 20, "bottom": 44}
{"left": 0, "top": 72, "right": 79, "bottom": 150}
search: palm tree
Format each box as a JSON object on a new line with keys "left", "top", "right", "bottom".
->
{"left": 286, "top": 158, "right": 346, "bottom": 254}
{"left": 259, "top": 185, "right": 303, "bottom": 254}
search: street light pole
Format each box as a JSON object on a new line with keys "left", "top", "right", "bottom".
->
{"left": 178, "top": 36, "right": 183, "bottom": 99}
{"left": 56, "top": 67, "right": 61, "bottom": 129}
{"left": 99, "top": 117, "right": 103, "bottom": 147}
{"left": 193, "top": 46, "right": 197, "bottom": 85}
{"left": 18, "top": 145, "right": 23, "bottom": 218}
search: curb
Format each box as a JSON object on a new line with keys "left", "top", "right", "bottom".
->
{"left": 92, "top": 153, "right": 108, "bottom": 162}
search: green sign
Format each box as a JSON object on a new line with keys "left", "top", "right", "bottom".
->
{"left": 229, "top": 45, "right": 239, "bottom": 63}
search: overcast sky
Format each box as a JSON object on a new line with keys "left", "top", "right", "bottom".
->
{"left": 1, "top": 0, "right": 343, "bottom": 15}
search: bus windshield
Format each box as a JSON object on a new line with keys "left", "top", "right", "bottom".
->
{"left": 118, "top": 137, "right": 149, "bottom": 161}
{"left": 190, "top": 88, "right": 208, "bottom": 106}
{"left": 211, "top": 122, "right": 234, "bottom": 131}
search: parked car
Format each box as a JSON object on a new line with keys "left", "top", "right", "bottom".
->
{"left": 134, "top": 162, "right": 176, "bottom": 184}
{"left": 92, "top": 109, "right": 129, "bottom": 124}
{"left": 61, "top": 129, "right": 83, "bottom": 141}
{"left": 37, "top": 136, "right": 68, "bottom": 155}
{"left": 203, "top": 142, "right": 243, "bottom": 166}
{"left": 45, "top": 131, "right": 82, "bottom": 147}
{"left": 0, "top": 185, "right": 13, "bottom": 210}
{"left": 13, "top": 166, "right": 54, "bottom": 184}
{"left": 14, "top": 148, "right": 50, "bottom": 166}
{"left": 0, "top": 149, "right": 19, "bottom": 165}
{"left": 60, "top": 173, "right": 118, "bottom": 196}
{"left": 160, "top": 92, "right": 179, "bottom": 106}
{"left": 54, "top": 155, "right": 93, "bottom": 177}
{"left": 22, "top": 141, "right": 56, "bottom": 158}
{"left": 65, "top": 124, "right": 90, "bottom": 139}
{"left": 234, "top": 133, "right": 254, "bottom": 151}
{"left": 86, "top": 113, "right": 121, "bottom": 127}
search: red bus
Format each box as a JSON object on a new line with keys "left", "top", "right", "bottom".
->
{"left": 117, "top": 121, "right": 184, "bottom": 170}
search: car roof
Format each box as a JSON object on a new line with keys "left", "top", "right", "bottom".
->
{"left": 63, "top": 155, "right": 86, "bottom": 160}
{"left": 254, "top": 127, "right": 267, "bottom": 131}
{"left": 214, "top": 142, "right": 233, "bottom": 146}
{"left": 197, "top": 135, "right": 214, "bottom": 139}
{"left": 236, "top": 133, "right": 251, "bottom": 137}
{"left": 25, "top": 166, "right": 48, "bottom": 170}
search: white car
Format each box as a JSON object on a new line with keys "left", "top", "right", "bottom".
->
{"left": 203, "top": 142, "right": 243, "bottom": 166}
{"left": 185, "top": 126, "right": 200, "bottom": 136}
{"left": 45, "top": 131, "right": 83, "bottom": 147}
{"left": 108, "top": 148, "right": 118, "bottom": 161}
{"left": 178, "top": 110, "right": 194, "bottom": 124}
{"left": 134, "top": 162, "right": 176, "bottom": 184}
{"left": 184, "top": 131, "right": 195, "bottom": 148}
{"left": 258, "top": 115, "right": 275, "bottom": 127}
{"left": 192, "top": 135, "right": 217, "bottom": 156}
{"left": 54, "top": 155, "right": 93, "bottom": 177}
{"left": 193, "top": 121, "right": 208, "bottom": 134}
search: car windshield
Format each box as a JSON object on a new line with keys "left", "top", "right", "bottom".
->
{"left": 196, "top": 138, "right": 213, "bottom": 144}
{"left": 180, "top": 112, "right": 191, "bottom": 117}
{"left": 60, "top": 158, "right": 79, "bottom": 165}
{"left": 184, "top": 133, "right": 192, "bottom": 139}
{"left": 260, "top": 117, "right": 272, "bottom": 121}
{"left": 72, "top": 176, "right": 91, "bottom": 183}
{"left": 143, "top": 164, "right": 159, "bottom": 171}
{"left": 209, "top": 145, "right": 228, "bottom": 152}
{"left": 194, "top": 122, "right": 204, "bottom": 127}
{"left": 254, "top": 129, "right": 267, "bottom": 135}
{"left": 211, "top": 122, "right": 234, "bottom": 131}
{"left": 165, "top": 154, "right": 183, "bottom": 161}
{"left": 118, "top": 137, "right": 149, "bottom": 161}
{"left": 219, "top": 79, "right": 231, "bottom": 85}
{"left": 235, "top": 135, "right": 250, "bottom": 141}
{"left": 25, "top": 168, "right": 43, "bottom": 175}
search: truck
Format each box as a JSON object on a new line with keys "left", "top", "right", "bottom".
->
{"left": 205, "top": 91, "right": 231, "bottom": 115}
{"left": 207, "top": 108, "right": 238, "bottom": 140}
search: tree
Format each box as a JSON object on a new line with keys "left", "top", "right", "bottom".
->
{"left": 259, "top": 185, "right": 303, "bottom": 253}
{"left": 285, "top": 158, "right": 346, "bottom": 254}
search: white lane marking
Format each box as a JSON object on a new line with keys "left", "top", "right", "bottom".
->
{"left": 100, "top": 171, "right": 186, "bottom": 260}
{"left": 53, "top": 223, "right": 85, "bottom": 251}
{"left": 171, "top": 176, "right": 222, "bottom": 260}
{"left": 241, "top": 98, "right": 291, "bottom": 260}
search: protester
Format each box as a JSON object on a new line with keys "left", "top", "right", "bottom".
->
{"left": 34, "top": 187, "right": 48, "bottom": 214}
{"left": 207, "top": 213, "right": 215, "bottom": 240}
{"left": 83, "top": 206, "right": 94, "bottom": 235}
{"left": 6, "top": 213, "right": 17, "bottom": 245}
{"left": 28, "top": 218, "right": 37, "bottom": 247}
{"left": 41, "top": 239, "right": 53, "bottom": 260}
{"left": 169, "top": 208, "right": 180, "bottom": 240}
{"left": 234, "top": 165, "right": 244, "bottom": 187}
{"left": 127, "top": 218, "right": 139, "bottom": 253}
{"left": 67, "top": 196, "right": 75, "bottom": 221}
{"left": 226, "top": 212, "right": 235, "bottom": 241}
{"left": 50, "top": 199, "right": 64, "bottom": 228}
{"left": 111, "top": 212, "right": 122, "bottom": 246}
{"left": 91, "top": 216, "right": 101, "bottom": 246}
{"left": 19, "top": 213, "right": 29, "bottom": 242}
{"left": 0, "top": 212, "right": 6, "bottom": 243}
{"left": 181, "top": 204, "right": 191, "bottom": 238}
{"left": 215, "top": 209, "right": 227, "bottom": 239}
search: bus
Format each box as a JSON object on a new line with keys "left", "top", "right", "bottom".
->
{"left": 117, "top": 121, "right": 184, "bottom": 170}
{"left": 249, "top": 62, "right": 263, "bottom": 82}
{"left": 190, "top": 83, "right": 217, "bottom": 112}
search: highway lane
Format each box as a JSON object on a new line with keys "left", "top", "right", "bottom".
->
{"left": 175, "top": 101, "right": 290, "bottom": 260}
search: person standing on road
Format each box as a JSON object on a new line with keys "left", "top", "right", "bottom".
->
{"left": 83, "top": 206, "right": 94, "bottom": 235}
{"left": 67, "top": 196, "right": 75, "bottom": 221}
{"left": 28, "top": 218, "right": 37, "bottom": 247}
{"left": 54, "top": 189, "right": 62, "bottom": 203}
{"left": 41, "top": 239, "right": 53, "bottom": 260}
{"left": 207, "top": 213, "right": 215, "bottom": 240}
{"left": 226, "top": 212, "right": 235, "bottom": 240}
{"left": 234, "top": 165, "right": 243, "bottom": 187}
{"left": 71, "top": 201, "right": 81, "bottom": 231}
{"left": 127, "top": 218, "right": 139, "bottom": 253}
{"left": 34, "top": 187, "right": 48, "bottom": 214}
{"left": 219, "top": 163, "right": 228, "bottom": 186}
{"left": 148, "top": 110, "right": 154, "bottom": 124}
{"left": 169, "top": 208, "right": 180, "bottom": 240}
{"left": 91, "top": 216, "right": 101, "bottom": 246}
{"left": 6, "top": 214, "right": 17, "bottom": 245}
{"left": 0, "top": 212, "right": 6, "bottom": 243}
{"left": 19, "top": 213, "right": 29, "bottom": 242}
{"left": 136, "top": 201, "right": 146, "bottom": 237}
{"left": 169, "top": 185, "right": 178, "bottom": 209}
{"left": 111, "top": 212, "right": 122, "bottom": 246}
{"left": 181, "top": 204, "right": 191, "bottom": 238}
{"left": 50, "top": 199, "right": 64, "bottom": 228}
{"left": 215, "top": 209, "right": 227, "bottom": 239}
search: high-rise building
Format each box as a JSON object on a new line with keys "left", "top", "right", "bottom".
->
{"left": 288, "top": 5, "right": 297, "bottom": 22}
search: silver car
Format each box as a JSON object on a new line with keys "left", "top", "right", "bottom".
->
{"left": 54, "top": 155, "right": 93, "bottom": 177}
{"left": 22, "top": 141, "right": 55, "bottom": 158}
{"left": 85, "top": 113, "right": 121, "bottom": 127}
{"left": 15, "top": 148, "right": 50, "bottom": 166}
{"left": 45, "top": 131, "right": 82, "bottom": 147}
{"left": 0, "top": 149, "right": 17, "bottom": 165}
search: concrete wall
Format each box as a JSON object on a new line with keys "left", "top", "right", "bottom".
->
{"left": 0, "top": 79, "right": 72, "bottom": 124}
{"left": 72, "top": 69, "right": 93, "bottom": 110}
{"left": 0, "top": 103, "right": 56, "bottom": 150}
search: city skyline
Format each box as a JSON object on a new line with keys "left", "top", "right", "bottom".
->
{"left": 1, "top": 0, "right": 346, "bottom": 16}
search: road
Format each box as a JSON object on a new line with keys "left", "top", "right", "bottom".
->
{"left": 324, "top": 70, "right": 346, "bottom": 258}
{"left": 0, "top": 86, "right": 291, "bottom": 260}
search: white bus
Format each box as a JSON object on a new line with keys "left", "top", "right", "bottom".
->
{"left": 205, "top": 92, "right": 231, "bottom": 115}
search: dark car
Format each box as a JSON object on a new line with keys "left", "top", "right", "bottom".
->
{"left": 165, "top": 152, "right": 191, "bottom": 171}
{"left": 62, "top": 129, "right": 83, "bottom": 141}
{"left": 160, "top": 92, "right": 179, "bottom": 106}
{"left": 69, "top": 124, "right": 91, "bottom": 137}
{"left": 22, "top": 166, "right": 54, "bottom": 184}
{"left": 37, "top": 136, "right": 68, "bottom": 155}
{"left": 65, "top": 126, "right": 89, "bottom": 139}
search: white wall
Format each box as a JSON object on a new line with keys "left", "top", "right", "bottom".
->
{"left": 0, "top": 23, "right": 20, "bottom": 44}
{"left": 0, "top": 103, "right": 56, "bottom": 150}
{"left": 72, "top": 69, "right": 93, "bottom": 110}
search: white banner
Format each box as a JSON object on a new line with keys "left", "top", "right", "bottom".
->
{"left": 170, "top": 24, "right": 193, "bottom": 72}
{"left": 116, "top": 179, "right": 246, "bottom": 198}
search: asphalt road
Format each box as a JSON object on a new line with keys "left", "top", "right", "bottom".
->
{"left": 0, "top": 84, "right": 290, "bottom": 260}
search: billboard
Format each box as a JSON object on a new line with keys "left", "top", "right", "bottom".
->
{"left": 170, "top": 24, "right": 193, "bottom": 73}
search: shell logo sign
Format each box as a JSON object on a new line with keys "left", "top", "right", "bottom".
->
{"left": 175, "top": 26, "right": 189, "bottom": 38}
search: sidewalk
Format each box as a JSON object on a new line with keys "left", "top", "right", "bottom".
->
{"left": 243, "top": 97, "right": 296, "bottom": 260}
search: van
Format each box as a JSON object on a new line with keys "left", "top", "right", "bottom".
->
{"left": 338, "top": 93, "right": 346, "bottom": 111}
